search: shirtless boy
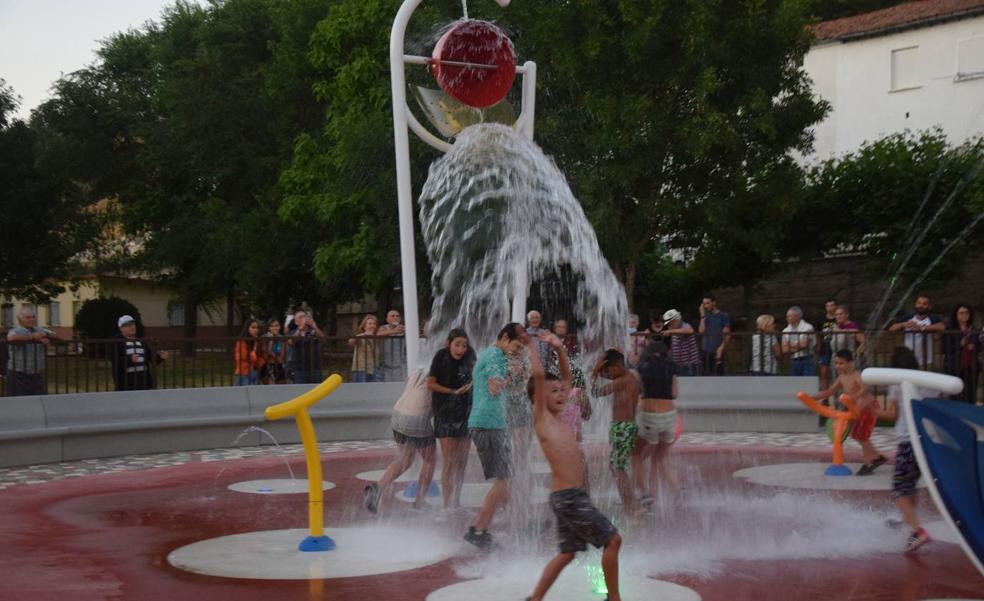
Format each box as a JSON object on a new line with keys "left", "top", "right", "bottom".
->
{"left": 815, "top": 349, "right": 887, "bottom": 474}
{"left": 526, "top": 333, "right": 622, "bottom": 601}
{"left": 593, "top": 349, "right": 640, "bottom": 512}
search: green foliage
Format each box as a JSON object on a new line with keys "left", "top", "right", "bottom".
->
{"left": 498, "top": 0, "right": 827, "bottom": 304}
{"left": 75, "top": 296, "right": 143, "bottom": 340}
{"left": 0, "top": 80, "right": 103, "bottom": 300}
{"left": 790, "top": 131, "right": 984, "bottom": 286}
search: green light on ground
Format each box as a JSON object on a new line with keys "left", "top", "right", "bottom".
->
{"left": 584, "top": 564, "right": 607, "bottom": 595}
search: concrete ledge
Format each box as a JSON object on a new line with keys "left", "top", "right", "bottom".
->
{"left": 0, "top": 377, "right": 818, "bottom": 468}
{"left": 0, "top": 382, "right": 400, "bottom": 468}
{"left": 677, "top": 376, "right": 819, "bottom": 432}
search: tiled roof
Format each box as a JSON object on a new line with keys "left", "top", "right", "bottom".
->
{"left": 812, "top": 0, "right": 984, "bottom": 42}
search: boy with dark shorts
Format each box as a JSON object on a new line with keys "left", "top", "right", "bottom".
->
{"left": 593, "top": 349, "right": 641, "bottom": 513}
{"left": 464, "top": 323, "right": 527, "bottom": 549}
{"left": 526, "top": 332, "right": 622, "bottom": 601}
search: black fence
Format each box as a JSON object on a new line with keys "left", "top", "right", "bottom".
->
{"left": 0, "top": 330, "right": 980, "bottom": 402}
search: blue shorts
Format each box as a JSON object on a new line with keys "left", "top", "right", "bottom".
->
{"left": 818, "top": 354, "right": 831, "bottom": 367}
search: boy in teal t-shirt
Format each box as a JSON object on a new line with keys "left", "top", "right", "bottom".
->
{"left": 464, "top": 323, "right": 526, "bottom": 549}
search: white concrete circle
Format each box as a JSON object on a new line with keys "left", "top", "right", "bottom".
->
{"left": 168, "top": 526, "right": 464, "bottom": 580}
{"left": 426, "top": 571, "right": 700, "bottom": 601}
{"left": 394, "top": 482, "right": 552, "bottom": 508}
{"left": 227, "top": 479, "right": 335, "bottom": 495}
{"left": 733, "top": 463, "right": 926, "bottom": 491}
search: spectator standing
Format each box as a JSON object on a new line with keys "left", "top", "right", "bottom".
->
{"left": 698, "top": 294, "right": 731, "bottom": 375}
{"left": 830, "top": 305, "right": 865, "bottom": 357}
{"left": 630, "top": 309, "right": 663, "bottom": 367}
{"left": 262, "top": 318, "right": 287, "bottom": 384}
{"left": 525, "top": 310, "right": 550, "bottom": 361}
{"left": 627, "top": 314, "right": 640, "bottom": 334}
{"left": 943, "top": 304, "right": 981, "bottom": 404}
{"left": 349, "top": 314, "right": 381, "bottom": 383}
{"left": 818, "top": 300, "right": 838, "bottom": 390}
{"left": 233, "top": 319, "right": 263, "bottom": 386}
{"left": 5, "top": 307, "right": 54, "bottom": 396}
{"left": 750, "top": 314, "right": 780, "bottom": 375}
{"left": 110, "top": 315, "right": 166, "bottom": 391}
{"left": 290, "top": 310, "right": 324, "bottom": 384}
{"left": 377, "top": 309, "right": 407, "bottom": 382}
{"left": 661, "top": 309, "right": 700, "bottom": 376}
{"left": 888, "top": 295, "right": 944, "bottom": 369}
{"left": 781, "top": 306, "right": 816, "bottom": 376}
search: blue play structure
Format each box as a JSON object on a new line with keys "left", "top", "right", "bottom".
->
{"left": 907, "top": 398, "right": 984, "bottom": 577}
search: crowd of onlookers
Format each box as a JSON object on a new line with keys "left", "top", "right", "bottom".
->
{"left": 3, "top": 294, "right": 981, "bottom": 404}
{"left": 633, "top": 294, "right": 981, "bottom": 404}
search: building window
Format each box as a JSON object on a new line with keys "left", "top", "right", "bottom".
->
{"left": 957, "top": 36, "right": 984, "bottom": 81}
{"left": 47, "top": 301, "right": 61, "bottom": 327}
{"left": 168, "top": 302, "right": 185, "bottom": 327}
{"left": 1, "top": 304, "right": 12, "bottom": 327}
{"left": 891, "top": 46, "right": 920, "bottom": 91}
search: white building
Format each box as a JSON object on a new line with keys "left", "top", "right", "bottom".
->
{"left": 804, "top": 0, "right": 984, "bottom": 160}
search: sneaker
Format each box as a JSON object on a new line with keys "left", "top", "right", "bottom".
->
{"left": 871, "top": 455, "right": 888, "bottom": 470}
{"left": 856, "top": 463, "right": 875, "bottom": 476}
{"left": 904, "top": 528, "right": 931, "bottom": 554}
{"left": 363, "top": 483, "right": 380, "bottom": 514}
{"left": 464, "top": 526, "right": 492, "bottom": 549}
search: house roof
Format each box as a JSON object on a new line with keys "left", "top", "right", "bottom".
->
{"left": 812, "top": 0, "right": 984, "bottom": 42}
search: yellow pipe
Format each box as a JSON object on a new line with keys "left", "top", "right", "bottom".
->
{"left": 264, "top": 374, "right": 344, "bottom": 548}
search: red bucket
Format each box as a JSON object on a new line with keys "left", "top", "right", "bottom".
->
{"left": 431, "top": 20, "right": 516, "bottom": 109}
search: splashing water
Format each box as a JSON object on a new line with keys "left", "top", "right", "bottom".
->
{"left": 228, "top": 426, "right": 297, "bottom": 481}
{"left": 418, "top": 123, "right": 628, "bottom": 363}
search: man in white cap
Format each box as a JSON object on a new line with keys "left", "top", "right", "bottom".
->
{"left": 110, "top": 315, "right": 166, "bottom": 391}
{"left": 661, "top": 309, "right": 700, "bottom": 376}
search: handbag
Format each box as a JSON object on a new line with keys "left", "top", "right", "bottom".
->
{"left": 390, "top": 369, "right": 434, "bottom": 438}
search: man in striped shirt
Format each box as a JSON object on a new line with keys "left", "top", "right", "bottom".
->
{"left": 661, "top": 309, "right": 700, "bottom": 376}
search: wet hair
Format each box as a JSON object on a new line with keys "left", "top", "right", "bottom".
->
{"left": 890, "top": 346, "right": 920, "bottom": 370}
{"left": 447, "top": 327, "right": 468, "bottom": 343}
{"left": 497, "top": 322, "right": 523, "bottom": 341}
{"left": 834, "top": 349, "right": 853, "bottom": 362}
{"left": 601, "top": 348, "right": 626, "bottom": 369}
{"left": 527, "top": 372, "right": 562, "bottom": 401}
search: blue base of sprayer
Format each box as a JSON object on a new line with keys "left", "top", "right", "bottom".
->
{"left": 403, "top": 481, "right": 440, "bottom": 499}
{"left": 825, "top": 464, "right": 852, "bottom": 476}
{"left": 299, "top": 535, "right": 336, "bottom": 552}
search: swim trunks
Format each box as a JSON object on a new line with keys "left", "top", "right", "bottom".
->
{"left": 609, "top": 420, "right": 639, "bottom": 471}
{"left": 470, "top": 428, "right": 513, "bottom": 480}
{"left": 891, "top": 441, "right": 920, "bottom": 499}
{"left": 852, "top": 409, "right": 876, "bottom": 441}
{"left": 549, "top": 487, "right": 618, "bottom": 553}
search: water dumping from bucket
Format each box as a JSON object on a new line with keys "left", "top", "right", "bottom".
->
{"left": 418, "top": 123, "right": 628, "bottom": 364}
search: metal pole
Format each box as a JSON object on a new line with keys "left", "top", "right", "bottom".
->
{"left": 510, "top": 61, "right": 536, "bottom": 323}
{"left": 391, "top": 0, "right": 425, "bottom": 371}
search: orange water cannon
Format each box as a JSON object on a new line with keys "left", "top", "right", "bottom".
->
{"left": 796, "top": 391, "right": 859, "bottom": 476}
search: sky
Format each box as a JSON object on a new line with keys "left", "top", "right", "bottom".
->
{"left": 0, "top": 0, "right": 202, "bottom": 121}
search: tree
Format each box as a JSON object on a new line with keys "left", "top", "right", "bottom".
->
{"left": 788, "top": 131, "right": 984, "bottom": 289}
{"left": 500, "top": 0, "right": 828, "bottom": 307}
{"left": 0, "top": 80, "right": 102, "bottom": 300}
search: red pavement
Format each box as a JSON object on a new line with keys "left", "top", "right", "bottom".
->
{"left": 0, "top": 447, "right": 981, "bottom": 601}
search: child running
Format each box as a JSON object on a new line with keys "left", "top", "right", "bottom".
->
{"left": 632, "top": 341, "right": 679, "bottom": 507}
{"left": 464, "top": 323, "right": 527, "bottom": 549}
{"left": 592, "top": 349, "right": 640, "bottom": 513}
{"left": 876, "top": 346, "right": 935, "bottom": 553}
{"left": 526, "top": 332, "right": 622, "bottom": 601}
{"left": 363, "top": 371, "right": 437, "bottom": 513}
{"left": 814, "top": 349, "right": 887, "bottom": 475}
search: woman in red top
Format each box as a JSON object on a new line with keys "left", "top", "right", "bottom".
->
{"left": 943, "top": 304, "right": 982, "bottom": 404}
{"left": 234, "top": 320, "right": 263, "bottom": 386}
